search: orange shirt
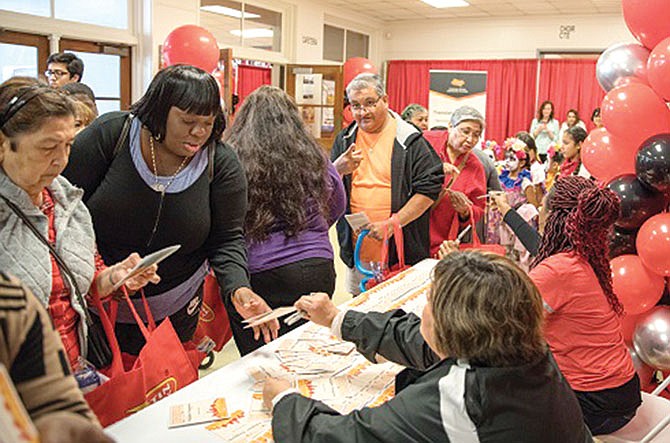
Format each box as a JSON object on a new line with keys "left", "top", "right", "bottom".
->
{"left": 350, "top": 117, "right": 396, "bottom": 263}
{"left": 530, "top": 252, "right": 636, "bottom": 391}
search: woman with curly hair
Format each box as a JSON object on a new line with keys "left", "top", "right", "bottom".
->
{"left": 528, "top": 176, "right": 640, "bottom": 435}
{"left": 223, "top": 85, "right": 346, "bottom": 355}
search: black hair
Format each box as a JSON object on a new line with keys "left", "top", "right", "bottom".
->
{"left": 130, "top": 65, "right": 225, "bottom": 145}
{"left": 515, "top": 131, "right": 537, "bottom": 153}
{"left": 61, "top": 82, "right": 95, "bottom": 102}
{"left": 565, "top": 126, "right": 588, "bottom": 145}
{"left": 47, "top": 52, "right": 84, "bottom": 81}
{"left": 591, "top": 107, "right": 601, "bottom": 122}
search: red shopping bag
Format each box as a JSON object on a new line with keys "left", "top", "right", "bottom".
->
{"left": 450, "top": 207, "right": 505, "bottom": 255}
{"left": 365, "top": 214, "right": 411, "bottom": 290}
{"left": 192, "top": 272, "right": 232, "bottom": 353}
{"left": 85, "top": 289, "right": 201, "bottom": 427}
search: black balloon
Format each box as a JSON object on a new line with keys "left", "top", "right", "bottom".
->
{"left": 608, "top": 227, "right": 638, "bottom": 259}
{"left": 607, "top": 175, "right": 666, "bottom": 230}
{"left": 636, "top": 133, "right": 670, "bottom": 193}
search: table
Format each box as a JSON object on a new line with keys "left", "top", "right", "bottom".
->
{"left": 106, "top": 259, "right": 437, "bottom": 442}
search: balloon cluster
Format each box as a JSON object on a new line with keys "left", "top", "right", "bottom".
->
{"left": 161, "top": 25, "right": 226, "bottom": 98}
{"left": 594, "top": 0, "right": 670, "bottom": 392}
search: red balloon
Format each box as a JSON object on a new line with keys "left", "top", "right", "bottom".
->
{"left": 601, "top": 83, "right": 670, "bottom": 148}
{"left": 648, "top": 37, "right": 670, "bottom": 101}
{"left": 637, "top": 213, "right": 670, "bottom": 276}
{"left": 614, "top": 76, "right": 650, "bottom": 88}
{"left": 611, "top": 254, "right": 665, "bottom": 315}
{"left": 162, "top": 25, "right": 220, "bottom": 73}
{"left": 343, "top": 57, "right": 378, "bottom": 87}
{"left": 581, "top": 128, "right": 636, "bottom": 183}
{"left": 623, "top": 0, "right": 670, "bottom": 50}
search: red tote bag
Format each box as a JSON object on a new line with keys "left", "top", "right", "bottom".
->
{"left": 365, "top": 214, "right": 411, "bottom": 290}
{"left": 450, "top": 207, "right": 506, "bottom": 256}
{"left": 192, "top": 272, "right": 233, "bottom": 353}
{"left": 85, "top": 289, "right": 201, "bottom": 427}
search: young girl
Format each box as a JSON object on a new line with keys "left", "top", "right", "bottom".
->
{"left": 263, "top": 251, "right": 592, "bottom": 443}
{"left": 559, "top": 126, "right": 591, "bottom": 179}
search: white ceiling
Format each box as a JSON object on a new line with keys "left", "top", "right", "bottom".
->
{"left": 324, "top": 0, "right": 622, "bottom": 22}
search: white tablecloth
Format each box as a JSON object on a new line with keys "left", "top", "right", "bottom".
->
{"left": 106, "top": 259, "right": 437, "bottom": 442}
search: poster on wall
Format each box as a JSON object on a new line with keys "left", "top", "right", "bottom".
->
{"left": 299, "top": 106, "right": 322, "bottom": 138}
{"left": 295, "top": 74, "right": 323, "bottom": 105}
{"left": 428, "top": 70, "right": 487, "bottom": 132}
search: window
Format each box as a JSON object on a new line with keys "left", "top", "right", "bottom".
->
{"left": 200, "top": 1, "right": 282, "bottom": 53}
{"left": 60, "top": 39, "right": 131, "bottom": 111}
{"left": 0, "top": 31, "right": 49, "bottom": 83}
{"left": 0, "top": 0, "right": 129, "bottom": 29}
{"left": 323, "top": 25, "right": 369, "bottom": 62}
{"left": 323, "top": 25, "right": 344, "bottom": 62}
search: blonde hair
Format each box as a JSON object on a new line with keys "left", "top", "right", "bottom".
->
{"left": 430, "top": 251, "right": 546, "bottom": 367}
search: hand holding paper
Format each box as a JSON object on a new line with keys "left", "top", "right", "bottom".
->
{"left": 233, "top": 288, "right": 279, "bottom": 344}
{"left": 294, "top": 292, "right": 339, "bottom": 328}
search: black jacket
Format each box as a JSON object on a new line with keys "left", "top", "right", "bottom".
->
{"left": 272, "top": 310, "right": 593, "bottom": 443}
{"left": 330, "top": 112, "right": 444, "bottom": 268}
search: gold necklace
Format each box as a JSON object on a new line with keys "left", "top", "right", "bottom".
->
{"left": 148, "top": 135, "right": 188, "bottom": 194}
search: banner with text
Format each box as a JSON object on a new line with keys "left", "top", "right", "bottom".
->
{"left": 428, "top": 70, "right": 487, "bottom": 130}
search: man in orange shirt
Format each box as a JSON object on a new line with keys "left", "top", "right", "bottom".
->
{"left": 332, "top": 74, "right": 443, "bottom": 295}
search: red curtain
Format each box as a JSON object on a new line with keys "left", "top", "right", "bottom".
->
{"left": 538, "top": 59, "right": 604, "bottom": 132}
{"left": 236, "top": 65, "right": 272, "bottom": 106}
{"left": 387, "top": 59, "right": 538, "bottom": 144}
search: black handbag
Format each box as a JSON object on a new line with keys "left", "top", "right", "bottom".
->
{"left": 0, "top": 195, "right": 113, "bottom": 368}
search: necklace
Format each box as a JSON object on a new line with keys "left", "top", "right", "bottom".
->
{"left": 149, "top": 135, "right": 188, "bottom": 193}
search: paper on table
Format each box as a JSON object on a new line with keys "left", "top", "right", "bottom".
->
{"left": 112, "top": 245, "right": 181, "bottom": 291}
{"left": 344, "top": 212, "right": 370, "bottom": 232}
{"left": 168, "top": 397, "right": 229, "bottom": 428}
{"left": 242, "top": 306, "right": 298, "bottom": 329}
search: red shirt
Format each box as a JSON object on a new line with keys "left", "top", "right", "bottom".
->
{"left": 41, "top": 189, "right": 105, "bottom": 369}
{"left": 424, "top": 130, "right": 486, "bottom": 256}
{"left": 530, "top": 252, "right": 635, "bottom": 391}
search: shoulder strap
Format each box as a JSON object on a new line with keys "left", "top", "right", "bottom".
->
{"left": 0, "top": 195, "right": 91, "bottom": 325}
{"left": 110, "top": 114, "right": 133, "bottom": 162}
{"left": 208, "top": 142, "right": 215, "bottom": 183}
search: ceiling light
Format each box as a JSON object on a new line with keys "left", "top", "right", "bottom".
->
{"left": 230, "top": 28, "right": 274, "bottom": 39}
{"left": 420, "top": 0, "right": 469, "bottom": 8}
{"left": 200, "top": 5, "right": 260, "bottom": 19}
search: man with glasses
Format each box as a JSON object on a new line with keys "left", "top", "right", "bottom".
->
{"left": 427, "top": 106, "right": 488, "bottom": 257}
{"left": 331, "top": 73, "right": 443, "bottom": 295}
{"left": 45, "top": 52, "right": 84, "bottom": 88}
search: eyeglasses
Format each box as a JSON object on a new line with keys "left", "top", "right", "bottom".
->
{"left": 44, "top": 69, "right": 70, "bottom": 78}
{"left": 350, "top": 96, "right": 383, "bottom": 112}
{"left": 456, "top": 125, "right": 481, "bottom": 142}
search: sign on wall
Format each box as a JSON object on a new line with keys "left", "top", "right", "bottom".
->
{"left": 428, "top": 70, "right": 487, "bottom": 130}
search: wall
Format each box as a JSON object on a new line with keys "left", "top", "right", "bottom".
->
{"left": 383, "top": 14, "right": 635, "bottom": 61}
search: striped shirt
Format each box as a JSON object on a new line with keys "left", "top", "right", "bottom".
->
{"left": 0, "top": 272, "right": 97, "bottom": 424}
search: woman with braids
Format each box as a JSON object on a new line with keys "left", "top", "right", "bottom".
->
{"left": 223, "top": 86, "right": 346, "bottom": 355}
{"left": 482, "top": 176, "right": 641, "bottom": 435}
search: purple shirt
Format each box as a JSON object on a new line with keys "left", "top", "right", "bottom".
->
{"left": 247, "top": 162, "right": 346, "bottom": 274}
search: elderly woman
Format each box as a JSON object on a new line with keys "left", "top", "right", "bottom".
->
{"left": 427, "top": 106, "right": 487, "bottom": 257}
{"left": 262, "top": 251, "right": 592, "bottom": 442}
{"left": 222, "top": 85, "right": 346, "bottom": 355}
{"left": 0, "top": 82, "right": 158, "bottom": 369}
{"left": 63, "top": 65, "right": 278, "bottom": 356}
{"left": 400, "top": 103, "right": 428, "bottom": 131}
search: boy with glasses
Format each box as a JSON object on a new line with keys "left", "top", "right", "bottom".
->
{"left": 45, "top": 52, "right": 84, "bottom": 88}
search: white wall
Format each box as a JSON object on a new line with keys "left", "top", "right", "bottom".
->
{"left": 383, "top": 14, "right": 635, "bottom": 60}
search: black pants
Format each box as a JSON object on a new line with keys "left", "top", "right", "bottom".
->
{"left": 225, "top": 257, "right": 336, "bottom": 356}
{"left": 91, "top": 283, "right": 204, "bottom": 356}
{"left": 574, "top": 374, "right": 642, "bottom": 435}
